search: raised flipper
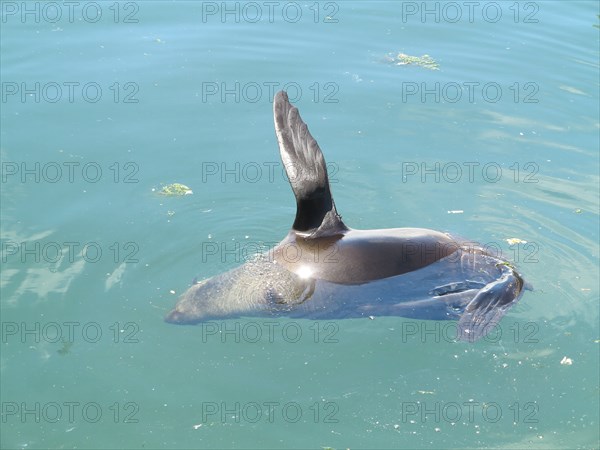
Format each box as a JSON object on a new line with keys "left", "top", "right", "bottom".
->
{"left": 273, "top": 91, "right": 347, "bottom": 238}
{"left": 457, "top": 265, "right": 525, "bottom": 342}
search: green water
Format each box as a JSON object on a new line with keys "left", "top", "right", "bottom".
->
{"left": 1, "top": 1, "right": 599, "bottom": 449}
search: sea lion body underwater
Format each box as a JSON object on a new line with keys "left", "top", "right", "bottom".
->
{"left": 165, "top": 91, "right": 527, "bottom": 341}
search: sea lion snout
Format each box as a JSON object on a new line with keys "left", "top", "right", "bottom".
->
{"left": 164, "top": 308, "right": 199, "bottom": 324}
{"left": 164, "top": 309, "right": 183, "bottom": 324}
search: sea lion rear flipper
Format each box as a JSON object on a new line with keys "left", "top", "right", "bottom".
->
{"left": 273, "top": 91, "right": 347, "bottom": 238}
{"left": 457, "top": 266, "right": 525, "bottom": 342}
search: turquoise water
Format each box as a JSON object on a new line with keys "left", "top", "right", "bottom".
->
{"left": 1, "top": 1, "right": 599, "bottom": 449}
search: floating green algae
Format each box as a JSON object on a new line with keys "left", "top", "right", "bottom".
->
{"left": 385, "top": 52, "right": 440, "bottom": 70}
{"left": 156, "top": 183, "right": 193, "bottom": 196}
{"left": 57, "top": 339, "right": 73, "bottom": 355}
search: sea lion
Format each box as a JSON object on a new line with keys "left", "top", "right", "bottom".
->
{"left": 165, "top": 91, "right": 527, "bottom": 342}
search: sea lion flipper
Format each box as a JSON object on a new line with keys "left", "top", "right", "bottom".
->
{"left": 456, "top": 266, "right": 525, "bottom": 342}
{"left": 273, "top": 91, "right": 347, "bottom": 237}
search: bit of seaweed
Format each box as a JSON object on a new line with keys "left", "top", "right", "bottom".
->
{"left": 385, "top": 52, "right": 440, "bottom": 70}
{"left": 57, "top": 339, "right": 73, "bottom": 355}
{"left": 156, "top": 183, "right": 193, "bottom": 196}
